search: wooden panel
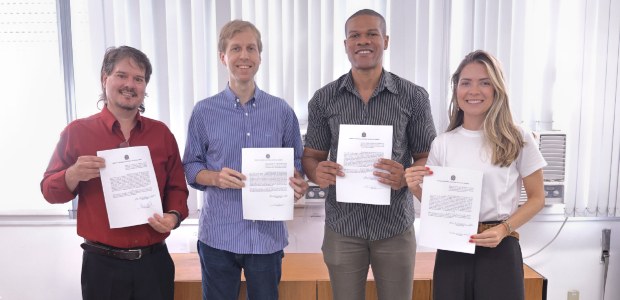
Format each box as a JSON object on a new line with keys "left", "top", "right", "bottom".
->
{"left": 316, "top": 282, "right": 331, "bottom": 300}
{"left": 524, "top": 264, "right": 545, "bottom": 300}
{"left": 172, "top": 252, "right": 545, "bottom": 300}
{"left": 174, "top": 282, "right": 202, "bottom": 300}
{"left": 414, "top": 280, "right": 433, "bottom": 300}
{"left": 172, "top": 253, "right": 325, "bottom": 300}
{"left": 172, "top": 253, "right": 202, "bottom": 300}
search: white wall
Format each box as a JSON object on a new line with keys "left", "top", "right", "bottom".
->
{"left": 0, "top": 222, "right": 83, "bottom": 300}
{"left": 1, "top": 211, "right": 618, "bottom": 300}
{"left": 520, "top": 217, "right": 620, "bottom": 300}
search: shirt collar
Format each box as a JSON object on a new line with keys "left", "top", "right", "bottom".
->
{"left": 101, "top": 105, "right": 143, "bottom": 131}
{"left": 337, "top": 69, "right": 399, "bottom": 96}
{"left": 224, "top": 83, "right": 264, "bottom": 105}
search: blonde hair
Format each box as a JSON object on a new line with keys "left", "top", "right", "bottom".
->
{"left": 218, "top": 20, "right": 262, "bottom": 54}
{"left": 447, "top": 50, "right": 524, "bottom": 167}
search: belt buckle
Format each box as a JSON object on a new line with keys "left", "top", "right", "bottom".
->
{"left": 127, "top": 249, "right": 142, "bottom": 260}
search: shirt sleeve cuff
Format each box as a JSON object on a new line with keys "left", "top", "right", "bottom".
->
{"left": 41, "top": 170, "right": 77, "bottom": 203}
{"left": 184, "top": 163, "right": 208, "bottom": 191}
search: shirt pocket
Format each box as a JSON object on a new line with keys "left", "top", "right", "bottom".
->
{"left": 253, "top": 121, "right": 284, "bottom": 148}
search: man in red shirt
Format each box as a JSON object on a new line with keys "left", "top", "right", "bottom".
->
{"left": 41, "top": 46, "right": 188, "bottom": 300}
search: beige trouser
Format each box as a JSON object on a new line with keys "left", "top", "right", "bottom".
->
{"left": 321, "top": 225, "right": 416, "bottom": 300}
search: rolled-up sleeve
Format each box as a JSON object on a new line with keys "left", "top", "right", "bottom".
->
{"left": 41, "top": 128, "right": 78, "bottom": 203}
{"left": 183, "top": 106, "right": 209, "bottom": 191}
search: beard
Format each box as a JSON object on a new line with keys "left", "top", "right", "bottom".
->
{"left": 107, "top": 88, "right": 143, "bottom": 111}
{"left": 117, "top": 101, "right": 141, "bottom": 111}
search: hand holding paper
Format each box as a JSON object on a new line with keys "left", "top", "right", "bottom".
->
{"left": 147, "top": 213, "right": 177, "bottom": 233}
{"left": 215, "top": 167, "right": 246, "bottom": 189}
{"left": 373, "top": 158, "right": 406, "bottom": 190}
{"left": 242, "top": 148, "right": 294, "bottom": 221}
{"left": 313, "top": 160, "right": 343, "bottom": 188}
{"left": 65, "top": 155, "right": 105, "bottom": 191}
{"left": 97, "top": 146, "right": 163, "bottom": 229}
{"left": 404, "top": 165, "right": 433, "bottom": 198}
{"left": 418, "top": 166, "right": 483, "bottom": 254}
{"left": 336, "top": 124, "right": 393, "bottom": 205}
{"left": 289, "top": 171, "right": 309, "bottom": 201}
{"left": 470, "top": 223, "right": 508, "bottom": 248}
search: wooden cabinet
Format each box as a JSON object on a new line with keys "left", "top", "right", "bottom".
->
{"left": 172, "top": 252, "right": 546, "bottom": 300}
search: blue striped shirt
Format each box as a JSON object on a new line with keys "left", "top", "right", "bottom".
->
{"left": 305, "top": 70, "right": 436, "bottom": 241}
{"left": 183, "top": 85, "right": 303, "bottom": 254}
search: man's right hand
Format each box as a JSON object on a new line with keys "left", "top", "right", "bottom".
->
{"left": 302, "top": 148, "right": 343, "bottom": 189}
{"left": 313, "top": 161, "right": 344, "bottom": 189}
{"left": 65, "top": 156, "right": 105, "bottom": 191}
{"left": 214, "top": 167, "right": 246, "bottom": 189}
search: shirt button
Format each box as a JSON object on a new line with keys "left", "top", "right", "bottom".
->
{"left": 246, "top": 132, "right": 250, "bottom": 136}
{"left": 236, "top": 99, "right": 240, "bottom": 102}
{"left": 252, "top": 103, "right": 256, "bottom": 107}
{"left": 245, "top": 113, "right": 249, "bottom": 116}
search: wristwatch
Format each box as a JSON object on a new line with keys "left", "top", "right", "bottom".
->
{"left": 167, "top": 210, "right": 182, "bottom": 229}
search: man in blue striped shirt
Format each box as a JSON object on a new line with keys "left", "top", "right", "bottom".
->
{"left": 182, "top": 20, "right": 308, "bottom": 300}
{"left": 303, "top": 9, "right": 437, "bottom": 300}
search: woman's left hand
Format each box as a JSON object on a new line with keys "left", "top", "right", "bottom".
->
{"left": 470, "top": 224, "right": 509, "bottom": 248}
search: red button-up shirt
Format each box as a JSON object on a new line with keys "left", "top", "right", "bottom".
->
{"left": 41, "top": 106, "right": 189, "bottom": 248}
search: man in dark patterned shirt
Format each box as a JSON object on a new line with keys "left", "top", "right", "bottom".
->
{"left": 302, "top": 9, "right": 436, "bottom": 300}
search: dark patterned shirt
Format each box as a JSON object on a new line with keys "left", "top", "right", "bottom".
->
{"left": 305, "top": 70, "right": 436, "bottom": 240}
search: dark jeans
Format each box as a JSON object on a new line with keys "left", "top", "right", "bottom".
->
{"left": 197, "top": 240, "right": 283, "bottom": 300}
{"left": 81, "top": 244, "right": 174, "bottom": 300}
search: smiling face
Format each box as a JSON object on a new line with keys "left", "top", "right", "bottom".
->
{"left": 102, "top": 57, "right": 146, "bottom": 114}
{"left": 219, "top": 29, "right": 261, "bottom": 85}
{"left": 456, "top": 62, "right": 496, "bottom": 129}
{"left": 344, "top": 14, "right": 389, "bottom": 72}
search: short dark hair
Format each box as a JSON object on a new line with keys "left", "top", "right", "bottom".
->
{"left": 99, "top": 46, "right": 152, "bottom": 113}
{"left": 345, "top": 9, "right": 386, "bottom": 36}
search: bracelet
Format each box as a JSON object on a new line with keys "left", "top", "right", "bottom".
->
{"left": 501, "top": 220, "right": 513, "bottom": 234}
{"left": 167, "top": 210, "right": 182, "bottom": 230}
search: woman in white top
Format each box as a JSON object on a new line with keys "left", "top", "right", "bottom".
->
{"left": 405, "top": 50, "right": 546, "bottom": 300}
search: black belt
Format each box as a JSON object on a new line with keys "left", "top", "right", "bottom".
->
{"left": 81, "top": 240, "right": 166, "bottom": 260}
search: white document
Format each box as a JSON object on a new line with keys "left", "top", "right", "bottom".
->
{"left": 418, "top": 166, "right": 483, "bottom": 254}
{"left": 97, "top": 146, "right": 162, "bottom": 229}
{"left": 336, "top": 124, "right": 393, "bottom": 205}
{"left": 242, "top": 148, "right": 294, "bottom": 221}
